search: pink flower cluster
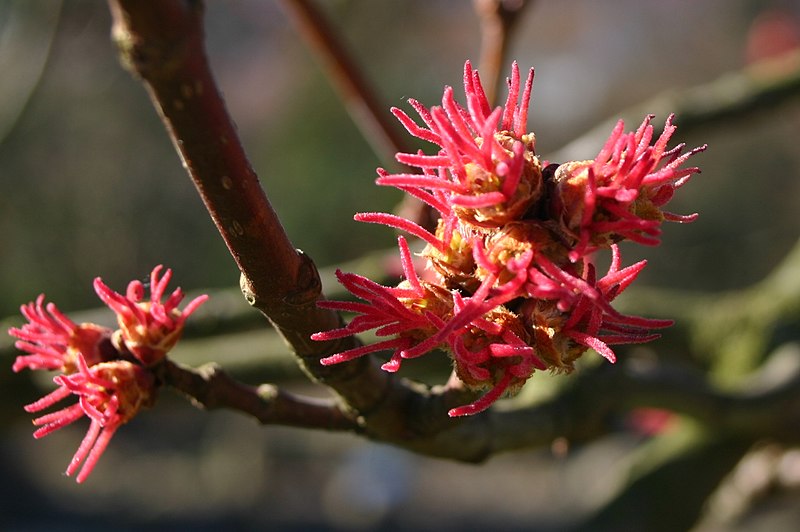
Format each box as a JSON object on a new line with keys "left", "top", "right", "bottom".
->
{"left": 313, "top": 61, "right": 705, "bottom": 417}
{"left": 8, "top": 265, "right": 207, "bottom": 482}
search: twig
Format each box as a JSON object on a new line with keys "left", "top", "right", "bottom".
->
{"left": 276, "top": 0, "right": 437, "bottom": 230}
{"left": 474, "top": 0, "right": 533, "bottom": 104}
{"left": 550, "top": 48, "right": 800, "bottom": 162}
{"left": 160, "top": 359, "right": 358, "bottom": 431}
{"left": 277, "top": 0, "right": 409, "bottom": 165}
{"left": 491, "top": 345, "right": 800, "bottom": 454}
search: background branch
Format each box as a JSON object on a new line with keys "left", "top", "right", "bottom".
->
{"left": 576, "top": 430, "right": 753, "bottom": 532}
{"left": 474, "top": 0, "right": 534, "bottom": 104}
{"left": 490, "top": 342, "right": 800, "bottom": 454}
{"left": 551, "top": 48, "right": 800, "bottom": 162}
{"left": 0, "top": 1, "right": 62, "bottom": 146}
{"left": 277, "top": 0, "right": 409, "bottom": 166}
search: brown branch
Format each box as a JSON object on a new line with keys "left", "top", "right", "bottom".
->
{"left": 161, "top": 342, "right": 800, "bottom": 460}
{"left": 106, "top": 1, "right": 318, "bottom": 334}
{"left": 160, "top": 359, "right": 358, "bottom": 431}
{"left": 490, "top": 346, "right": 800, "bottom": 454}
{"left": 474, "top": 0, "right": 534, "bottom": 104}
{"left": 277, "top": 0, "right": 409, "bottom": 165}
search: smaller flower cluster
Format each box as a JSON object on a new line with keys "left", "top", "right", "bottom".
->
{"left": 8, "top": 265, "right": 207, "bottom": 482}
{"left": 313, "top": 61, "right": 705, "bottom": 417}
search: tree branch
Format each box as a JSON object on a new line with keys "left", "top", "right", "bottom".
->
{"left": 277, "top": 0, "right": 409, "bottom": 165}
{"left": 160, "top": 359, "right": 358, "bottom": 431}
{"left": 490, "top": 343, "right": 800, "bottom": 455}
{"left": 474, "top": 0, "right": 534, "bottom": 104}
{"left": 106, "top": 1, "right": 314, "bottom": 328}
{"left": 106, "top": 0, "right": 365, "bottom": 391}
{"left": 551, "top": 48, "right": 800, "bottom": 162}
{"left": 159, "top": 339, "right": 800, "bottom": 463}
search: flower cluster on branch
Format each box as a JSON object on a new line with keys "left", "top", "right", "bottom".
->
{"left": 8, "top": 266, "right": 206, "bottom": 482}
{"left": 313, "top": 61, "right": 705, "bottom": 417}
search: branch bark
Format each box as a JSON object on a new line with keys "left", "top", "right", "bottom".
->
{"left": 106, "top": 1, "right": 320, "bottom": 337}
{"left": 160, "top": 359, "right": 358, "bottom": 431}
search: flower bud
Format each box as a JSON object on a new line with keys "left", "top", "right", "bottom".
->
{"left": 520, "top": 299, "right": 587, "bottom": 372}
{"left": 479, "top": 221, "right": 568, "bottom": 285}
{"left": 94, "top": 265, "right": 208, "bottom": 366}
{"left": 422, "top": 220, "right": 477, "bottom": 290}
{"left": 453, "top": 133, "right": 542, "bottom": 227}
{"left": 24, "top": 355, "right": 156, "bottom": 483}
{"left": 9, "top": 295, "right": 115, "bottom": 373}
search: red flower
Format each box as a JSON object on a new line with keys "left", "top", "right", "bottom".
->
{"left": 314, "top": 61, "right": 703, "bottom": 417}
{"left": 9, "top": 295, "right": 113, "bottom": 374}
{"left": 24, "top": 354, "right": 156, "bottom": 483}
{"left": 93, "top": 265, "right": 208, "bottom": 366}
{"left": 9, "top": 265, "right": 207, "bottom": 482}
{"left": 313, "top": 236, "right": 454, "bottom": 372}
{"left": 552, "top": 114, "right": 706, "bottom": 261}
{"left": 447, "top": 299, "right": 546, "bottom": 416}
{"left": 376, "top": 60, "right": 541, "bottom": 228}
{"left": 522, "top": 245, "right": 671, "bottom": 372}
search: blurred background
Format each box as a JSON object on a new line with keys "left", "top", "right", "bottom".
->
{"left": 1, "top": 0, "right": 800, "bottom": 530}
